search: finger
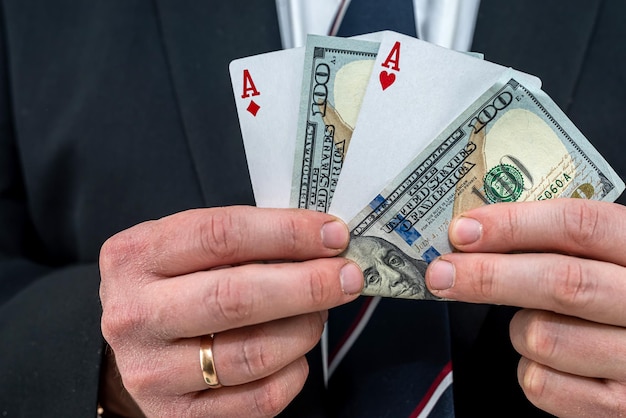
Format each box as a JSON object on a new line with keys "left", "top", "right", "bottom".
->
{"left": 425, "top": 253, "right": 626, "bottom": 327}
{"left": 99, "top": 206, "right": 350, "bottom": 278}
{"left": 115, "top": 312, "right": 326, "bottom": 397}
{"left": 139, "top": 356, "right": 309, "bottom": 418}
{"left": 448, "top": 199, "right": 626, "bottom": 266}
{"left": 511, "top": 309, "right": 626, "bottom": 381}
{"left": 131, "top": 259, "right": 361, "bottom": 339}
{"left": 192, "top": 357, "right": 309, "bottom": 418}
{"left": 211, "top": 311, "right": 326, "bottom": 387}
{"left": 517, "top": 357, "right": 626, "bottom": 417}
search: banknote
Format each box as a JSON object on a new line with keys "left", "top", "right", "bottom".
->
{"left": 290, "top": 35, "right": 379, "bottom": 211}
{"left": 343, "top": 71, "right": 625, "bottom": 300}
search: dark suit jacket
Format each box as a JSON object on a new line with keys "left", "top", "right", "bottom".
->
{"left": 0, "top": 0, "right": 623, "bottom": 416}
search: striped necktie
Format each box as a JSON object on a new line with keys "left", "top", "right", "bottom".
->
{"left": 336, "top": 0, "right": 417, "bottom": 37}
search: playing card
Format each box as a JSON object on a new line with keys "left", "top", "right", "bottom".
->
{"left": 229, "top": 32, "right": 386, "bottom": 209}
{"left": 329, "top": 31, "right": 542, "bottom": 221}
{"left": 229, "top": 47, "right": 304, "bottom": 208}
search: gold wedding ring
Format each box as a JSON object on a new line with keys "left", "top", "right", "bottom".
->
{"left": 199, "top": 334, "right": 222, "bottom": 388}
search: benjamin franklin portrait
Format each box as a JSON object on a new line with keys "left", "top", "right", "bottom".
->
{"left": 343, "top": 235, "right": 437, "bottom": 300}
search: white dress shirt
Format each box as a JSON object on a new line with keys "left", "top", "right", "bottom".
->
{"left": 276, "top": 0, "right": 481, "bottom": 52}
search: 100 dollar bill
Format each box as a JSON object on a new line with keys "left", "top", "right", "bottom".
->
{"left": 343, "top": 71, "right": 625, "bottom": 300}
{"left": 290, "top": 35, "right": 378, "bottom": 211}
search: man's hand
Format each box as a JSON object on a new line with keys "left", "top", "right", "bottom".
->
{"left": 99, "top": 206, "right": 362, "bottom": 417}
{"left": 426, "top": 199, "right": 626, "bottom": 417}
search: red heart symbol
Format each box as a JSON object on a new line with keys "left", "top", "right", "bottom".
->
{"left": 379, "top": 70, "right": 396, "bottom": 91}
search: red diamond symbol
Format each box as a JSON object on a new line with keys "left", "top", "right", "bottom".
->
{"left": 247, "top": 100, "right": 260, "bottom": 117}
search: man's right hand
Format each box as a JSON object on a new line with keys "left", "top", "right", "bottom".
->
{"left": 99, "top": 206, "right": 363, "bottom": 417}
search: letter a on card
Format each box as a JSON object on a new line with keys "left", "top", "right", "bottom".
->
{"left": 241, "top": 69, "right": 261, "bottom": 116}
{"left": 379, "top": 41, "right": 400, "bottom": 90}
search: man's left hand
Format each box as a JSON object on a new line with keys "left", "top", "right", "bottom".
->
{"left": 426, "top": 199, "right": 626, "bottom": 417}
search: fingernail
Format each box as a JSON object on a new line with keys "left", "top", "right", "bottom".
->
{"left": 340, "top": 262, "right": 363, "bottom": 295}
{"left": 427, "top": 259, "right": 455, "bottom": 291}
{"left": 450, "top": 217, "right": 482, "bottom": 246}
{"left": 321, "top": 220, "right": 349, "bottom": 249}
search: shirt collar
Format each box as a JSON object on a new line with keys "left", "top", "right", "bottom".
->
{"left": 275, "top": 0, "right": 480, "bottom": 51}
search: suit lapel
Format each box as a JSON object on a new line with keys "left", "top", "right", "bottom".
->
{"left": 153, "top": 0, "right": 282, "bottom": 206}
{"left": 473, "top": 0, "right": 603, "bottom": 110}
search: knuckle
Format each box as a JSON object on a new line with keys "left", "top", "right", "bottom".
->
{"left": 120, "top": 365, "right": 149, "bottom": 396}
{"left": 522, "top": 311, "right": 560, "bottom": 362}
{"left": 112, "top": 351, "right": 160, "bottom": 399}
{"left": 469, "top": 258, "right": 499, "bottom": 300}
{"left": 200, "top": 210, "right": 243, "bottom": 262}
{"left": 253, "top": 380, "right": 293, "bottom": 417}
{"left": 550, "top": 260, "right": 595, "bottom": 310}
{"left": 303, "top": 265, "right": 332, "bottom": 307}
{"left": 278, "top": 215, "right": 300, "bottom": 254}
{"left": 122, "top": 368, "right": 161, "bottom": 400}
{"left": 204, "top": 277, "right": 254, "bottom": 325}
{"left": 563, "top": 201, "right": 602, "bottom": 248}
{"left": 501, "top": 205, "right": 521, "bottom": 243}
{"left": 240, "top": 327, "right": 274, "bottom": 379}
{"left": 99, "top": 225, "right": 151, "bottom": 276}
{"left": 101, "top": 300, "right": 149, "bottom": 346}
